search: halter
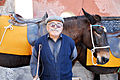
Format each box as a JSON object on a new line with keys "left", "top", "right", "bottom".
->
{"left": 90, "top": 24, "right": 110, "bottom": 65}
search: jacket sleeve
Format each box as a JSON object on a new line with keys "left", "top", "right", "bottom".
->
{"left": 30, "top": 39, "right": 40, "bottom": 77}
{"left": 30, "top": 47, "right": 38, "bottom": 77}
{"left": 71, "top": 46, "right": 77, "bottom": 61}
{"left": 70, "top": 39, "right": 77, "bottom": 61}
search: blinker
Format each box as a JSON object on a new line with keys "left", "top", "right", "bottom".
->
{"left": 91, "top": 25, "right": 107, "bottom": 32}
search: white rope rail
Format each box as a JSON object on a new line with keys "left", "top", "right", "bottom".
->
{"left": 0, "top": 24, "right": 13, "bottom": 45}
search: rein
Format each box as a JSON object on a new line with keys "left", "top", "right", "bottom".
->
{"left": 90, "top": 25, "right": 110, "bottom": 65}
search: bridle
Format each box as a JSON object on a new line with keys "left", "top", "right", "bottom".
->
{"left": 90, "top": 24, "right": 110, "bottom": 65}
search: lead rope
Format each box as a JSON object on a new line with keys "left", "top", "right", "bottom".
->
{"left": 34, "top": 44, "right": 42, "bottom": 80}
{"left": 90, "top": 25, "right": 110, "bottom": 65}
{"left": 0, "top": 24, "right": 13, "bottom": 45}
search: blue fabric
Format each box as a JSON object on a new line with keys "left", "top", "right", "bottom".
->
{"left": 27, "top": 23, "right": 39, "bottom": 46}
{"left": 107, "top": 33, "right": 120, "bottom": 58}
{"left": 30, "top": 47, "right": 38, "bottom": 77}
{"left": 27, "top": 22, "right": 48, "bottom": 46}
{"left": 31, "top": 33, "right": 75, "bottom": 80}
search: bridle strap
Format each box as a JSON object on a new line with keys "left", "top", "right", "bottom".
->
{"left": 90, "top": 25, "right": 110, "bottom": 65}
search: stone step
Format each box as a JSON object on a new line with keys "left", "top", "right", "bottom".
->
{"left": 72, "top": 77, "right": 81, "bottom": 80}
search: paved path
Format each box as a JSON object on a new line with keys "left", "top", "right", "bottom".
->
{"left": 72, "top": 61, "right": 118, "bottom": 80}
{"left": 0, "top": 61, "right": 118, "bottom": 80}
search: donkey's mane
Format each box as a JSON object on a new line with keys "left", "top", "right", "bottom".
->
{"left": 63, "top": 15, "right": 88, "bottom": 29}
{"left": 64, "top": 15, "right": 85, "bottom": 21}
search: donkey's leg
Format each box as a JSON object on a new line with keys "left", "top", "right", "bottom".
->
{"left": 93, "top": 73, "right": 100, "bottom": 80}
{"left": 118, "top": 72, "right": 120, "bottom": 80}
{"left": 72, "top": 59, "right": 77, "bottom": 66}
{"left": 117, "top": 67, "right": 120, "bottom": 80}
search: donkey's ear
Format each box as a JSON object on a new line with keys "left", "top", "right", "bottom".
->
{"left": 82, "top": 8, "right": 96, "bottom": 25}
{"left": 94, "top": 14, "right": 101, "bottom": 22}
{"left": 42, "top": 12, "right": 48, "bottom": 20}
{"left": 45, "top": 12, "right": 48, "bottom": 18}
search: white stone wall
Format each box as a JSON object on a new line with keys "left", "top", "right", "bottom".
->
{"left": 15, "top": 0, "right": 33, "bottom": 19}
{"left": 0, "top": 62, "right": 117, "bottom": 80}
{"left": 0, "top": 0, "right": 15, "bottom": 15}
{"left": 0, "top": 66, "right": 33, "bottom": 80}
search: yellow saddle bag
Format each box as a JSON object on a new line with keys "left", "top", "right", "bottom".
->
{"left": 0, "top": 15, "right": 32, "bottom": 55}
{"left": 87, "top": 49, "right": 120, "bottom": 67}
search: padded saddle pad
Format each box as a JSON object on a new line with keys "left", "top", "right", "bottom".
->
{"left": 87, "top": 49, "right": 120, "bottom": 67}
{"left": 0, "top": 15, "right": 32, "bottom": 55}
{"left": 107, "top": 33, "right": 120, "bottom": 58}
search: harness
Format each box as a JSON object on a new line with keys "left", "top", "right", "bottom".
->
{"left": 90, "top": 24, "right": 110, "bottom": 65}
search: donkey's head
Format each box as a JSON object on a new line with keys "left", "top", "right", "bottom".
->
{"left": 82, "top": 8, "right": 110, "bottom": 65}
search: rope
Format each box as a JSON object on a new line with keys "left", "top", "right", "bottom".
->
{"left": 34, "top": 44, "right": 42, "bottom": 80}
{"left": 0, "top": 24, "right": 13, "bottom": 45}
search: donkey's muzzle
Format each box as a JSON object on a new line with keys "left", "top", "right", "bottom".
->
{"left": 97, "top": 57, "right": 109, "bottom": 64}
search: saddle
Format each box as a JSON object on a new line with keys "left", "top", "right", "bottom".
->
{"left": 101, "top": 19, "right": 120, "bottom": 58}
{"left": 0, "top": 15, "right": 32, "bottom": 55}
{"left": 9, "top": 12, "right": 48, "bottom": 25}
{"left": 107, "top": 31, "right": 120, "bottom": 58}
{"left": 8, "top": 12, "right": 48, "bottom": 46}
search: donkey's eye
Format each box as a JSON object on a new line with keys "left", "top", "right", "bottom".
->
{"left": 96, "top": 26, "right": 100, "bottom": 28}
{"left": 95, "top": 28, "right": 104, "bottom": 34}
{"left": 94, "top": 31, "right": 101, "bottom": 37}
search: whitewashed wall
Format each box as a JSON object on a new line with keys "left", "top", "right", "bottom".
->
{"left": 0, "top": 0, "right": 15, "bottom": 15}
{"left": 15, "top": 0, "right": 33, "bottom": 19}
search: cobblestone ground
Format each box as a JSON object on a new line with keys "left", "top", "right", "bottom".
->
{"left": 0, "top": 61, "right": 118, "bottom": 80}
{"left": 72, "top": 61, "right": 118, "bottom": 80}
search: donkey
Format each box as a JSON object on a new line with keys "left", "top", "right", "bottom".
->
{"left": 63, "top": 8, "right": 110, "bottom": 65}
{"left": 65, "top": 9, "right": 119, "bottom": 80}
